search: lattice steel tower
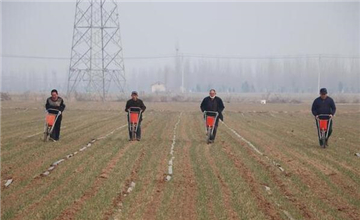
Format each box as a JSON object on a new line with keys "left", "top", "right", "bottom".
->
{"left": 67, "top": 0, "right": 126, "bottom": 101}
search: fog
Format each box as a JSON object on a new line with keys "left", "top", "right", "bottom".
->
{"left": 1, "top": 1, "right": 359, "bottom": 95}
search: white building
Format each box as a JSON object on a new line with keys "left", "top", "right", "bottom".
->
{"left": 151, "top": 82, "right": 166, "bottom": 93}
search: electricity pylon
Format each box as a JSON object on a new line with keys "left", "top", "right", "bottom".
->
{"left": 67, "top": 0, "right": 126, "bottom": 101}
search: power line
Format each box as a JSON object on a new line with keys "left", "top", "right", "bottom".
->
{"left": 182, "top": 53, "right": 360, "bottom": 60}
{"left": 1, "top": 54, "right": 176, "bottom": 60}
{"left": 1, "top": 53, "right": 359, "bottom": 60}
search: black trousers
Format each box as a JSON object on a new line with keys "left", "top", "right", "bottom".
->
{"left": 315, "top": 119, "right": 333, "bottom": 144}
{"left": 50, "top": 115, "right": 62, "bottom": 140}
{"left": 128, "top": 120, "right": 142, "bottom": 139}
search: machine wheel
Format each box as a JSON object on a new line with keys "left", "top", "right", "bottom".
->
{"left": 44, "top": 130, "right": 51, "bottom": 142}
{"left": 43, "top": 131, "right": 48, "bottom": 142}
{"left": 206, "top": 127, "right": 212, "bottom": 144}
{"left": 43, "top": 126, "right": 51, "bottom": 142}
{"left": 320, "top": 131, "right": 326, "bottom": 148}
{"left": 131, "top": 124, "right": 136, "bottom": 141}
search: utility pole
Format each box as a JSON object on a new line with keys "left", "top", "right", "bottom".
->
{"left": 67, "top": 0, "right": 126, "bottom": 101}
{"left": 317, "top": 54, "right": 321, "bottom": 93}
{"left": 181, "top": 53, "right": 185, "bottom": 93}
{"left": 175, "top": 43, "right": 185, "bottom": 93}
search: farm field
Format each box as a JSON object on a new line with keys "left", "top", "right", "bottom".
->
{"left": 1, "top": 100, "right": 360, "bottom": 220}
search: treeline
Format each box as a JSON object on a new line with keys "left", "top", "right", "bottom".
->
{"left": 2, "top": 56, "right": 359, "bottom": 94}
{"left": 130, "top": 56, "right": 360, "bottom": 94}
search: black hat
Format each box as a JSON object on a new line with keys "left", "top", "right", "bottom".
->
{"left": 131, "top": 91, "right": 138, "bottom": 95}
{"left": 320, "top": 88, "right": 327, "bottom": 94}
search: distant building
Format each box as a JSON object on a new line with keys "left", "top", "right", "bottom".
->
{"left": 151, "top": 82, "right": 166, "bottom": 93}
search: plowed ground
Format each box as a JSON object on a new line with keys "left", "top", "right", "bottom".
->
{"left": 1, "top": 101, "right": 359, "bottom": 220}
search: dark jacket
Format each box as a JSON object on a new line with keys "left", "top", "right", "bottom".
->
{"left": 45, "top": 97, "right": 66, "bottom": 112}
{"left": 200, "top": 96, "right": 225, "bottom": 121}
{"left": 125, "top": 99, "right": 146, "bottom": 112}
{"left": 311, "top": 96, "right": 336, "bottom": 116}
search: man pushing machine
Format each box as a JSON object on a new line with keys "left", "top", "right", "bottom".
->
{"left": 311, "top": 88, "right": 336, "bottom": 148}
{"left": 200, "top": 89, "right": 225, "bottom": 144}
{"left": 125, "top": 91, "right": 146, "bottom": 141}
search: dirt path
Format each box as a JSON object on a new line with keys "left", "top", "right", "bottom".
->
{"left": 161, "top": 113, "right": 198, "bottom": 220}
{"left": 224, "top": 113, "right": 360, "bottom": 220}
{"left": 55, "top": 141, "right": 136, "bottom": 220}
{"left": 103, "top": 148, "right": 146, "bottom": 220}
{"left": 220, "top": 139, "right": 282, "bottom": 220}
{"left": 55, "top": 119, "right": 155, "bottom": 220}
{"left": 110, "top": 113, "right": 176, "bottom": 220}
{"left": 141, "top": 114, "right": 181, "bottom": 220}
{"left": 203, "top": 144, "right": 240, "bottom": 219}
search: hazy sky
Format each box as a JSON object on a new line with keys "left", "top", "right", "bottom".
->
{"left": 1, "top": 1, "right": 359, "bottom": 92}
{"left": 3, "top": 1, "right": 359, "bottom": 58}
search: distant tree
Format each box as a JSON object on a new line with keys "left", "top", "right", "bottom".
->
{"left": 196, "top": 84, "right": 201, "bottom": 92}
{"left": 250, "top": 84, "right": 255, "bottom": 93}
{"left": 338, "top": 81, "right": 344, "bottom": 93}
{"left": 241, "top": 81, "right": 250, "bottom": 93}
